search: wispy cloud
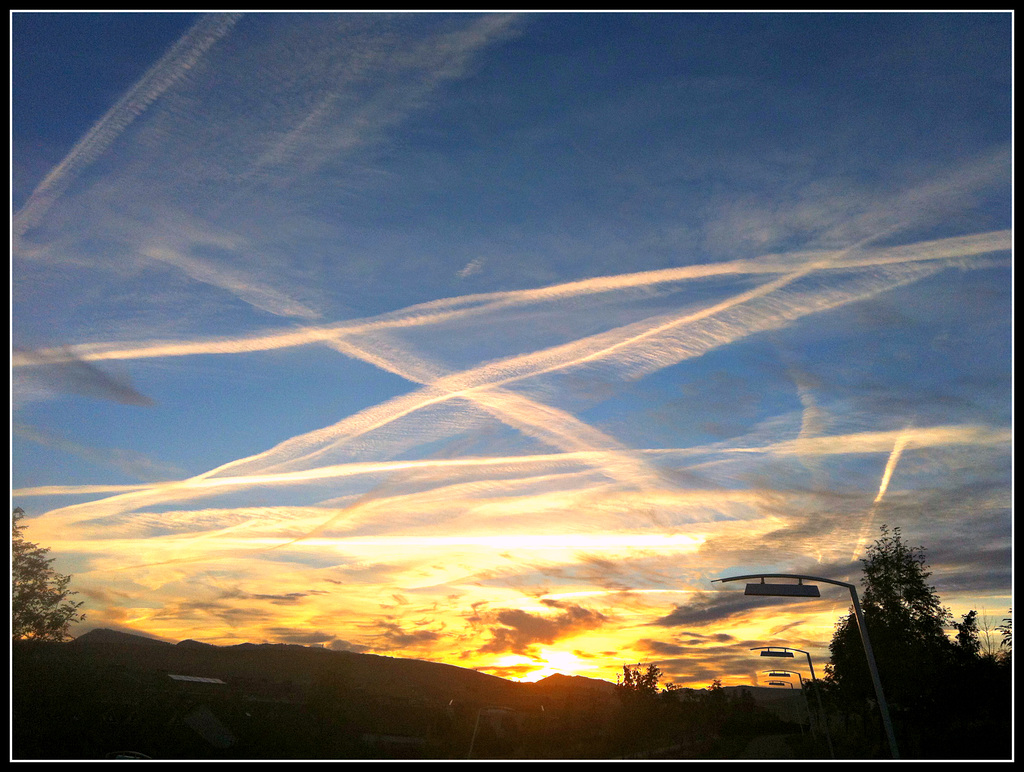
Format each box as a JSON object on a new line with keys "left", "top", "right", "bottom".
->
{"left": 13, "top": 13, "right": 242, "bottom": 240}
{"left": 478, "top": 600, "right": 610, "bottom": 655}
{"left": 12, "top": 229, "right": 1009, "bottom": 368}
{"left": 143, "top": 245, "right": 321, "bottom": 319}
{"left": 13, "top": 423, "right": 181, "bottom": 481}
{"left": 13, "top": 347, "right": 154, "bottom": 407}
{"left": 240, "top": 13, "right": 521, "bottom": 185}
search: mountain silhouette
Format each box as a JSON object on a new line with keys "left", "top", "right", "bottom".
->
{"left": 15, "top": 627, "right": 635, "bottom": 759}
{"left": 72, "top": 627, "right": 174, "bottom": 647}
{"left": 63, "top": 628, "right": 527, "bottom": 701}
{"left": 13, "top": 628, "right": 835, "bottom": 760}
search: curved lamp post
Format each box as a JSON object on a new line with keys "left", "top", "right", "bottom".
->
{"left": 765, "top": 669, "right": 801, "bottom": 683}
{"left": 713, "top": 572, "right": 898, "bottom": 759}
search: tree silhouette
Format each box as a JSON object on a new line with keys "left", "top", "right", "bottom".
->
{"left": 826, "top": 525, "right": 952, "bottom": 702}
{"left": 12, "top": 507, "right": 85, "bottom": 641}
{"left": 823, "top": 524, "right": 1011, "bottom": 759}
{"left": 952, "top": 609, "right": 980, "bottom": 658}
{"left": 616, "top": 662, "right": 662, "bottom": 698}
{"left": 613, "top": 663, "right": 663, "bottom": 754}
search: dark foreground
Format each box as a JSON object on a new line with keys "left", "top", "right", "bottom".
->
{"left": 12, "top": 630, "right": 1010, "bottom": 760}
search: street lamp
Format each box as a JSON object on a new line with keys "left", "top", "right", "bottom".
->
{"left": 753, "top": 646, "right": 833, "bottom": 758}
{"left": 757, "top": 647, "right": 795, "bottom": 659}
{"left": 714, "top": 572, "right": 899, "bottom": 759}
{"left": 766, "top": 670, "right": 802, "bottom": 687}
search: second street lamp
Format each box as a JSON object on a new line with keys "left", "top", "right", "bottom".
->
{"left": 714, "top": 572, "right": 898, "bottom": 759}
{"left": 753, "top": 646, "right": 833, "bottom": 758}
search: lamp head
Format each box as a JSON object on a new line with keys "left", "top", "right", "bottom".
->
{"left": 745, "top": 581, "right": 820, "bottom": 597}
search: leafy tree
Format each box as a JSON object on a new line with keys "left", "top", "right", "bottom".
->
{"left": 858, "top": 524, "right": 952, "bottom": 642}
{"left": 952, "top": 610, "right": 980, "bottom": 658}
{"left": 616, "top": 662, "right": 662, "bottom": 698}
{"left": 825, "top": 525, "right": 953, "bottom": 700}
{"left": 12, "top": 507, "right": 85, "bottom": 641}
{"left": 823, "top": 524, "right": 1013, "bottom": 759}
{"left": 823, "top": 525, "right": 958, "bottom": 757}
{"left": 613, "top": 663, "right": 663, "bottom": 754}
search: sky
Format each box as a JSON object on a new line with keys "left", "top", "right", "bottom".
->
{"left": 11, "top": 11, "right": 1012, "bottom": 688}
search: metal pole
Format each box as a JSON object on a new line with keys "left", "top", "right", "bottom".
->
{"left": 801, "top": 650, "right": 834, "bottom": 759}
{"left": 848, "top": 584, "right": 900, "bottom": 759}
{"left": 794, "top": 673, "right": 813, "bottom": 736}
{"left": 786, "top": 681, "right": 805, "bottom": 736}
{"left": 467, "top": 708, "right": 483, "bottom": 759}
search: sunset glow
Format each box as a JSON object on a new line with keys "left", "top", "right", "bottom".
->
{"left": 12, "top": 12, "right": 1010, "bottom": 689}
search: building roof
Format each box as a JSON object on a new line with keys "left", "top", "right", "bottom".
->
{"left": 168, "top": 674, "right": 226, "bottom": 684}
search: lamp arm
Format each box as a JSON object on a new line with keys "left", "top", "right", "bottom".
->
{"left": 713, "top": 573, "right": 855, "bottom": 591}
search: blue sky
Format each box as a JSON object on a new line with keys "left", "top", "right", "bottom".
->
{"left": 11, "top": 11, "right": 1011, "bottom": 685}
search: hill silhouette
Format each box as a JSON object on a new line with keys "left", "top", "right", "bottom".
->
{"left": 63, "top": 628, "right": 538, "bottom": 708}
{"left": 14, "top": 629, "right": 827, "bottom": 760}
{"left": 529, "top": 671, "right": 617, "bottom": 695}
{"left": 73, "top": 627, "right": 174, "bottom": 647}
{"left": 14, "top": 628, "right": 634, "bottom": 760}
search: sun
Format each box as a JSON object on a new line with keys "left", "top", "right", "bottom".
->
{"left": 513, "top": 649, "right": 590, "bottom": 683}
{"left": 486, "top": 649, "right": 591, "bottom": 683}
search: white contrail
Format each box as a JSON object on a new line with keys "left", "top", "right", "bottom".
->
{"left": 851, "top": 429, "right": 912, "bottom": 562}
{"left": 21, "top": 232, "right": 1001, "bottom": 544}
{"left": 13, "top": 452, "right": 595, "bottom": 498}
{"left": 15, "top": 424, "right": 1008, "bottom": 500}
{"left": 29, "top": 257, "right": 936, "bottom": 538}
{"left": 190, "top": 257, "right": 954, "bottom": 503}
{"left": 241, "top": 13, "right": 520, "bottom": 184}
{"left": 62, "top": 256, "right": 942, "bottom": 497}
{"left": 143, "top": 246, "right": 320, "bottom": 319}
{"left": 13, "top": 482, "right": 159, "bottom": 497}
{"left": 788, "top": 361, "right": 828, "bottom": 488}
{"left": 177, "top": 265, "right": 826, "bottom": 482}
{"left": 319, "top": 335, "right": 667, "bottom": 490}
{"left": 302, "top": 239, "right": 921, "bottom": 498}
{"left": 873, "top": 434, "right": 910, "bottom": 505}
{"left": 13, "top": 13, "right": 242, "bottom": 240}
{"left": 11, "top": 230, "right": 1009, "bottom": 368}
{"left": 733, "top": 424, "right": 1009, "bottom": 457}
